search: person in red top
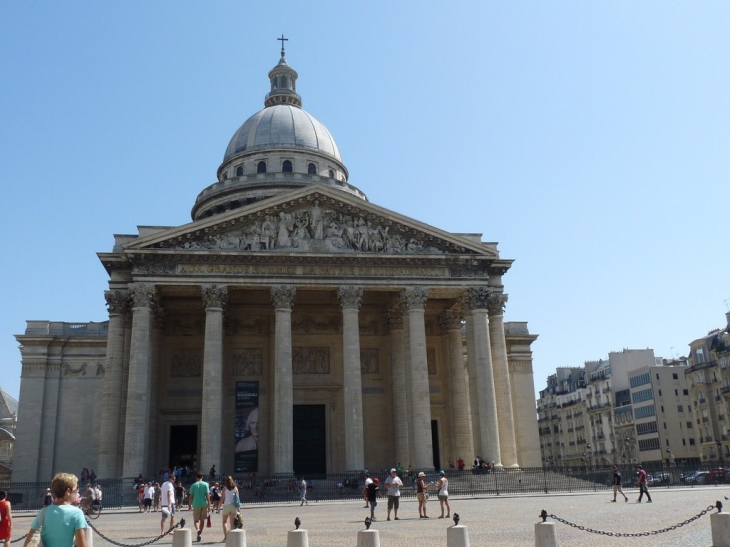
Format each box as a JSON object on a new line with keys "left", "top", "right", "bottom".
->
{"left": 0, "top": 490, "right": 12, "bottom": 547}
{"left": 635, "top": 465, "right": 652, "bottom": 503}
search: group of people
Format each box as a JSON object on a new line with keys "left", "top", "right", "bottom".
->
{"left": 611, "top": 464, "right": 653, "bottom": 503}
{"left": 367, "top": 468, "right": 451, "bottom": 521}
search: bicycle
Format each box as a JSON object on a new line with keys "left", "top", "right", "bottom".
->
{"left": 80, "top": 497, "right": 102, "bottom": 519}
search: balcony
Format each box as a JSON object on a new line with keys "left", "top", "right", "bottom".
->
{"left": 722, "top": 386, "right": 730, "bottom": 395}
{"left": 703, "top": 417, "right": 710, "bottom": 423}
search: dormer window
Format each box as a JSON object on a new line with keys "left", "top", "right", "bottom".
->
{"left": 236, "top": 165, "right": 244, "bottom": 176}
{"left": 283, "top": 160, "right": 293, "bottom": 173}
{"left": 257, "top": 161, "right": 267, "bottom": 174}
{"left": 307, "top": 163, "right": 316, "bottom": 175}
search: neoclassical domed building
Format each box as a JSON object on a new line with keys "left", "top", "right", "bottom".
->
{"left": 13, "top": 48, "right": 541, "bottom": 481}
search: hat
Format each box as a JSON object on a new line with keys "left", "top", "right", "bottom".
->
{"left": 374, "top": 478, "right": 380, "bottom": 483}
{"left": 439, "top": 470, "right": 445, "bottom": 475}
{"left": 418, "top": 471, "right": 425, "bottom": 477}
{"left": 390, "top": 468, "right": 397, "bottom": 473}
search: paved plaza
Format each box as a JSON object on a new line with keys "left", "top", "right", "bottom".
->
{"left": 10, "top": 486, "right": 728, "bottom": 546}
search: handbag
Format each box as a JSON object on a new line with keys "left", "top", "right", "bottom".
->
{"left": 234, "top": 511, "right": 243, "bottom": 529}
{"left": 27, "top": 507, "right": 47, "bottom": 547}
{"left": 233, "top": 490, "right": 241, "bottom": 508}
{"left": 206, "top": 514, "right": 212, "bottom": 528}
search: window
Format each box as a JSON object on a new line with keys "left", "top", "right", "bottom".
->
{"left": 683, "top": 389, "right": 689, "bottom": 396}
{"left": 687, "top": 421, "right": 693, "bottom": 428}
{"left": 257, "top": 161, "right": 267, "bottom": 174}
{"left": 634, "top": 405, "right": 656, "bottom": 419}
{"left": 678, "top": 405, "right": 684, "bottom": 412}
{"left": 630, "top": 373, "right": 651, "bottom": 388}
{"left": 689, "top": 438, "right": 696, "bottom": 445}
{"left": 328, "top": 169, "right": 334, "bottom": 178}
{"left": 672, "top": 373, "right": 679, "bottom": 380}
{"left": 683, "top": 439, "right": 686, "bottom": 446}
{"left": 663, "top": 422, "right": 667, "bottom": 429}
{"left": 658, "top": 389, "right": 662, "bottom": 396}
{"left": 656, "top": 374, "right": 660, "bottom": 380}
{"left": 696, "top": 348, "right": 706, "bottom": 364}
{"left": 675, "top": 389, "right": 678, "bottom": 396}
{"left": 236, "top": 165, "right": 244, "bottom": 176}
{"left": 282, "top": 160, "right": 293, "bottom": 173}
{"left": 307, "top": 163, "right": 316, "bottom": 175}
{"left": 632, "top": 388, "right": 653, "bottom": 404}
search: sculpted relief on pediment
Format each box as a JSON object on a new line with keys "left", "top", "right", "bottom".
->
{"left": 172, "top": 200, "right": 449, "bottom": 255}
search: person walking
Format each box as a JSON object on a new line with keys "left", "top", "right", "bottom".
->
{"left": 384, "top": 468, "right": 403, "bottom": 521}
{"left": 362, "top": 472, "right": 372, "bottom": 508}
{"left": 188, "top": 472, "right": 211, "bottom": 542}
{"left": 221, "top": 476, "right": 240, "bottom": 540}
{"left": 22, "top": 473, "right": 87, "bottom": 547}
{"left": 611, "top": 465, "right": 628, "bottom": 502}
{"left": 365, "top": 478, "right": 381, "bottom": 521}
{"left": 160, "top": 474, "right": 176, "bottom": 535}
{"left": 299, "top": 477, "right": 308, "bottom": 506}
{"left": 435, "top": 470, "right": 451, "bottom": 518}
{"left": 416, "top": 472, "right": 430, "bottom": 518}
{"left": 635, "top": 465, "right": 652, "bottom": 503}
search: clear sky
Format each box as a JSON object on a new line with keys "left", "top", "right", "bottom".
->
{"left": 1, "top": 2, "right": 728, "bottom": 402}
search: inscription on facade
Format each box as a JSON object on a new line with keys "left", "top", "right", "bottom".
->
{"left": 293, "top": 347, "right": 330, "bottom": 374}
{"left": 176, "top": 264, "right": 449, "bottom": 277}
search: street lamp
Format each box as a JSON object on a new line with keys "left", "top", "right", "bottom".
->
{"left": 586, "top": 443, "right": 592, "bottom": 469}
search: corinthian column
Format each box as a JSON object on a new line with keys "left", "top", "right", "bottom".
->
{"left": 441, "top": 309, "right": 474, "bottom": 463}
{"left": 338, "top": 286, "right": 365, "bottom": 471}
{"left": 122, "top": 284, "right": 156, "bottom": 478}
{"left": 404, "top": 287, "right": 433, "bottom": 469}
{"left": 460, "top": 294, "right": 481, "bottom": 459}
{"left": 386, "top": 305, "right": 409, "bottom": 466}
{"left": 200, "top": 284, "right": 227, "bottom": 474}
{"left": 466, "top": 287, "right": 501, "bottom": 467}
{"left": 488, "top": 292, "right": 518, "bottom": 468}
{"left": 271, "top": 285, "right": 296, "bottom": 474}
{"left": 98, "top": 290, "right": 130, "bottom": 479}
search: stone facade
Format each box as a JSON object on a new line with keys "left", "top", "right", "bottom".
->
{"left": 12, "top": 50, "right": 541, "bottom": 480}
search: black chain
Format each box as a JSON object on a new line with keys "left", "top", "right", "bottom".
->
{"left": 10, "top": 534, "right": 28, "bottom": 544}
{"left": 84, "top": 517, "right": 184, "bottom": 547}
{"left": 549, "top": 504, "right": 716, "bottom": 537}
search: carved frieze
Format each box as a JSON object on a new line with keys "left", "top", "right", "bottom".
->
{"left": 170, "top": 350, "right": 202, "bottom": 377}
{"left": 359, "top": 317, "right": 381, "bottom": 336}
{"left": 232, "top": 349, "right": 263, "bottom": 376}
{"left": 225, "top": 317, "right": 266, "bottom": 336}
{"left": 487, "top": 293, "right": 508, "bottom": 316}
{"left": 403, "top": 287, "right": 428, "bottom": 311}
{"left": 337, "top": 286, "right": 363, "bottom": 310}
{"left": 105, "top": 290, "right": 130, "bottom": 315}
{"left": 271, "top": 285, "right": 296, "bottom": 309}
{"left": 169, "top": 198, "right": 446, "bottom": 255}
{"left": 360, "top": 348, "right": 380, "bottom": 374}
{"left": 202, "top": 284, "right": 228, "bottom": 310}
{"left": 292, "top": 347, "right": 330, "bottom": 374}
{"left": 427, "top": 349, "right": 437, "bottom": 375}
{"left": 164, "top": 316, "right": 205, "bottom": 336}
{"left": 62, "top": 363, "right": 87, "bottom": 376}
{"left": 291, "top": 316, "right": 340, "bottom": 334}
{"left": 96, "top": 363, "right": 106, "bottom": 376}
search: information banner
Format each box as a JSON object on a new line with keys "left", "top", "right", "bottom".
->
{"left": 234, "top": 381, "right": 259, "bottom": 472}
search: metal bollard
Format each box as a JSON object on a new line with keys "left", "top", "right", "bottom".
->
{"left": 226, "top": 528, "right": 247, "bottom": 547}
{"left": 447, "top": 525, "right": 470, "bottom": 547}
{"left": 357, "top": 529, "right": 380, "bottom": 547}
{"left": 288, "top": 528, "right": 309, "bottom": 547}
{"left": 84, "top": 526, "right": 93, "bottom": 547}
{"left": 711, "top": 511, "right": 730, "bottom": 547}
{"left": 172, "top": 527, "right": 193, "bottom": 547}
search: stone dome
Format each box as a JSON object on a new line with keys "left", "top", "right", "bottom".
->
{"left": 191, "top": 51, "right": 366, "bottom": 221}
{"left": 222, "top": 105, "right": 343, "bottom": 164}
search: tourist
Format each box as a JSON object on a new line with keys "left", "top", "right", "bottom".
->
{"left": 189, "top": 472, "right": 211, "bottom": 542}
{"left": 436, "top": 470, "right": 450, "bottom": 518}
{"left": 22, "top": 473, "right": 87, "bottom": 547}
{"left": 0, "top": 490, "right": 12, "bottom": 547}
{"left": 221, "top": 476, "right": 240, "bottom": 540}
{"left": 153, "top": 482, "right": 161, "bottom": 512}
{"left": 457, "top": 457, "right": 465, "bottom": 472}
{"left": 416, "top": 471, "right": 430, "bottom": 518}
{"left": 362, "top": 472, "right": 372, "bottom": 508}
{"left": 43, "top": 488, "right": 53, "bottom": 506}
{"left": 143, "top": 482, "right": 154, "bottom": 513}
{"left": 365, "top": 477, "right": 381, "bottom": 521}
{"left": 384, "top": 468, "right": 403, "bottom": 521}
{"left": 299, "top": 477, "right": 308, "bottom": 506}
{"left": 611, "top": 465, "right": 628, "bottom": 502}
{"left": 160, "top": 474, "right": 176, "bottom": 535}
{"left": 635, "top": 465, "right": 652, "bottom": 503}
{"left": 211, "top": 482, "right": 222, "bottom": 513}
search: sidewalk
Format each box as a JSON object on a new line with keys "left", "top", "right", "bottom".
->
{"left": 11, "top": 486, "right": 725, "bottom": 546}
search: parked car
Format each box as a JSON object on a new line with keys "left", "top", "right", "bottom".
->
{"left": 705, "top": 468, "right": 727, "bottom": 483}
{"left": 685, "top": 471, "right": 709, "bottom": 484}
{"left": 649, "top": 472, "right": 670, "bottom": 485}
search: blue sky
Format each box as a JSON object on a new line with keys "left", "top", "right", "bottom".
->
{"left": 1, "top": 2, "right": 728, "bottom": 402}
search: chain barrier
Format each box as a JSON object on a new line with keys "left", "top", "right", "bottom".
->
{"left": 544, "top": 502, "right": 720, "bottom": 538}
{"left": 84, "top": 517, "right": 186, "bottom": 547}
{"left": 10, "top": 533, "right": 28, "bottom": 544}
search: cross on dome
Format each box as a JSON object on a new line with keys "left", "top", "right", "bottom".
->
{"left": 277, "top": 34, "right": 288, "bottom": 58}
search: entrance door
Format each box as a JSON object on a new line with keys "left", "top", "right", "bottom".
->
{"left": 169, "top": 425, "right": 198, "bottom": 469}
{"left": 293, "top": 405, "right": 327, "bottom": 477}
{"left": 431, "top": 420, "right": 441, "bottom": 471}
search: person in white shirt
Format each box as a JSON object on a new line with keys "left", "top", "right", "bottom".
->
{"left": 384, "top": 468, "right": 404, "bottom": 521}
{"left": 362, "top": 472, "right": 373, "bottom": 508}
{"left": 144, "top": 483, "right": 154, "bottom": 513}
{"left": 160, "top": 477, "right": 176, "bottom": 535}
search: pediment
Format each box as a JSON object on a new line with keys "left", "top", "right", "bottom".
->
{"left": 124, "top": 185, "right": 497, "bottom": 258}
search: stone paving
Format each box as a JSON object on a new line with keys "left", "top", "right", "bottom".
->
{"left": 10, "top": 486, "right": 729, "bottom": 546}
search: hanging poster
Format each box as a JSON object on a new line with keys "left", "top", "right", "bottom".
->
{"left": 234, "top": 381, "right": 259, "bottom": 472}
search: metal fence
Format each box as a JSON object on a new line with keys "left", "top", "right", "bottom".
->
{"left": 5, "top": 462, "right": 729, "bottom": 510}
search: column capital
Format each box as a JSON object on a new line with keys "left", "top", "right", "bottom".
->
{"left": 130, "top": 284, "right": 157, "bottom": 309}
{"left": 105, "top": 290, "right": 130, "bottom": 315}
{"left": 465, "top": 287, "right": 492, "bottom": 310}
{"left": 440, "top": 309, "right": 464, "bottom": 332}
{"left": 487, "top": 292, "right": 508, "bottom": 316}
{"left": 403, "top": 287, "right": 428, "bottom": 311}
{"left": 270, "top": 285, "right": 296, "bottom": 309}
{"left": 202, "top": 284, "right": 228, "bottom": 310}
{"left": 338, "top": 286, "right": 363, "bottom": 310}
